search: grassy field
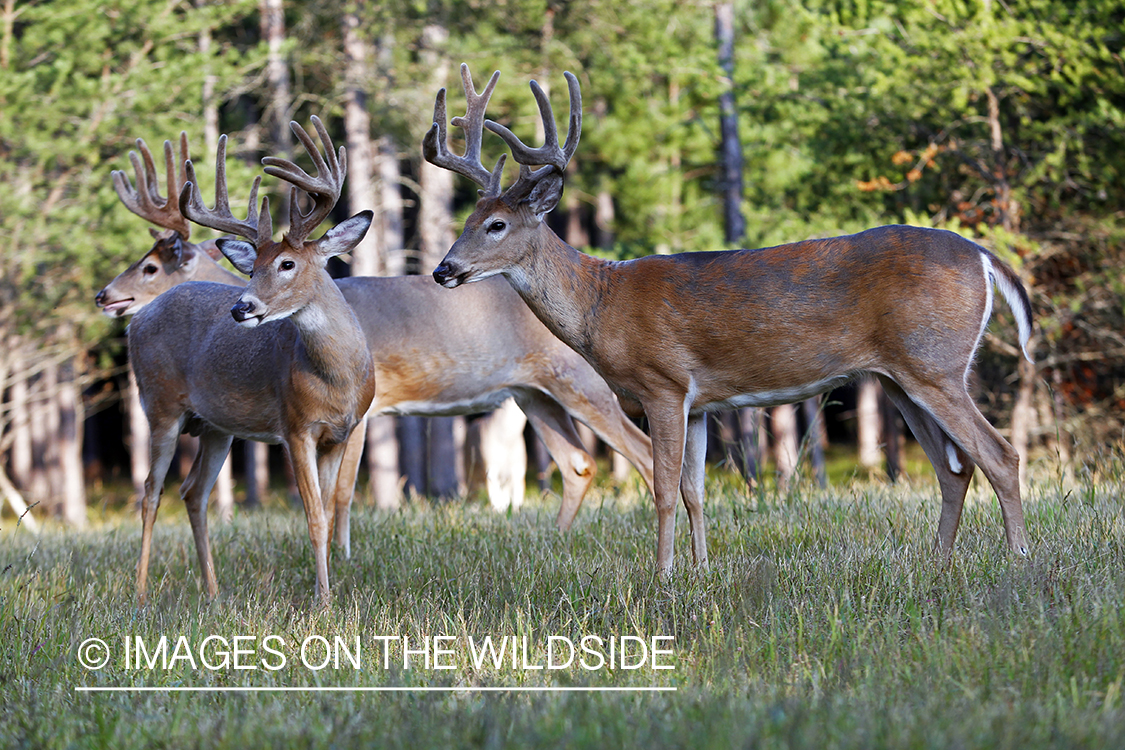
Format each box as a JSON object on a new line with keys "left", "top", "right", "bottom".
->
{"left": 3, "top": 455, "right": 1125, "bottom": 749}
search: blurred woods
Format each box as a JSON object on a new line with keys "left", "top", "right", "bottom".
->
{"left": 1, "top": 0, "right": 1123, "bottom": 525}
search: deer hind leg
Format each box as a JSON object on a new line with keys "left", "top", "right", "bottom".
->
{"left": 179, "top": 430, "right": 234, "bottom": 599}
{"left": 330, "top": 426, "right": 366, "bottom": 559}
{"left": 643, "top": 398, "right": 691, "bottom": 577}
{"left": 680, "top": 412, "right": 709, "bottom": 569}
{"left": 287, "top": 437, "right": 333, "bottom": 608}
{"left": 887, "top": 374, "right": 1029, "bottom": 557}
{"left": 537, "top": 364, "right": 656, "bottom": 497}
{"left": 517, "top": 391, "right": 595, "bottom": 532}
{"left": 137, "top": 415, "right": 185, "bottom": 602}
{"left": 878, "top": 376, "right": 974, "bottom": 560}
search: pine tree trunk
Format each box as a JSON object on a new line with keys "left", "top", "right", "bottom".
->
{"left": 857, "top": 377, "right": 882, "bottom": 472}
{"left": 57, "top": 356, "right": 87, "bottom": 527}
{"left": 802, "top": 397, "right": 827, "bottom": 488}
{"left": 417, "top": 24, "right": 463, "bottom": 499}
{"left": 126, "top": 365, "right": 150, "bottom": 511}
{"left": 8, "top": 340, "right": 31, "bottom": 490}
{"left": 771, "top": 404, "right": 799, "bottom": 490}
{"left": 881, "top": 389, "right": 904, "bottom": 482}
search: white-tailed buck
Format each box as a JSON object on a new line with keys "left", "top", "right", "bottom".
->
{"left": 97, "top": 133, "right": 244, "bottom": 316}
{"left": 102, "top": 130, "right": 654, "bottom": 560}
{"left": 128, "top": 117, "right": 375, "bottom": 605}
{"left": 425, "top": 64, "right": 1034, "bottom": 575}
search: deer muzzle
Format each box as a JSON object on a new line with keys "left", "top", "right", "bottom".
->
{"left": 231, "top": 298, "right": 262, "bottom": 327}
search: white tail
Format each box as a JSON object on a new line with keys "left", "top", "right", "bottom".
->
{"left": 129, "top": 117, "right": 374, "bottom": 606}
{"left": 426, "top": 64, "right": 1035, "bottom": 575}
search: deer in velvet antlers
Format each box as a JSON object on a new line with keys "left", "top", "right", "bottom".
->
{"left": 128, "top": 117, "right": 374, "bottom": 606}
{"left": 101, "top": 130, "right": 655, "bottom": 557}
{"left": 424, "top": 64, "right": 1034, "bottom": 576}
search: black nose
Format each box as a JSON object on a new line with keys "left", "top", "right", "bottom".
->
{"left": 94, "top": 289, "right": 107, "bottom": 307}
{"left": 231, "top": 299, "right": 256, "bottom": 321}
{"left": 432, "top": 264, "right": 451, "bottom": 285}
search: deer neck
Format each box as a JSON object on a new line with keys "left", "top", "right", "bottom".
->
{"left": 289, "top": 274, "right": 372, "bottom": 386}
{"left": 503, "top": 228, "right": 609, "bottom": 360}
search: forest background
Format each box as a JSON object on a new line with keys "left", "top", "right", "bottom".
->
{"left": 1, "top": 0, "right": 1123, "bottom": 527}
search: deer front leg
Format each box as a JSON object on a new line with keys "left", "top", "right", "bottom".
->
{"left": 288, "top": 437, "right": 332, "bottom": 608}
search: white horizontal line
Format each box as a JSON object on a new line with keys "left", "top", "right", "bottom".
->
{"left": 76, "top": 686, "right": 676, "bottom": 693}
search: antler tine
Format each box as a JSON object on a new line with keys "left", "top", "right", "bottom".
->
{"left": 111, "top": 135, "right": 193, "bottom": 239}
{"left": 485, "top": 71, "right": 582, "bottom": 176}
{"left": 422, "top": 64, "right": 506, "bottom": 197}
{"left": 178, "top": 134, "right": 271, "bottom": 244}
{"left": 261, "top": 116, "right": 346, "bottom": 244}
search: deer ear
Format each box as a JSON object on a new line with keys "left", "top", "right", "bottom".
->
{"left": 216, "top": 238, "right": 258, "bottom": 275}
{"left": 524, "top": 173, "right": 563, "bottom": 220}
{"left": 317, "top": 211, "right": 373, "bottom": 259}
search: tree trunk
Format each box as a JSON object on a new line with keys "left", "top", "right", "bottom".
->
{"left": 126, "top": 365, "right": 150, "bottom": 511}
{"left": 771, "top": 404, "right": 799, "bottom": 490}
{"left": 857, "top": 377, "right": 882, "bottom": 472}
{"left": 398, "top": 416, "right": 426, "bottom": 497}
{"left": 802, "top": 397, "right": 827, "bottom": 488}
{"left": 881, "top": 389, "right": 904, "bottom": 482}
{"left": 8, "top": 341, "right": 31, "bottom": 490}
{"left": 29, "top": 364, "right": 56, "bottom": 507}
{"left": 243, "top": 441, "right": 269, "bottom": 509}
{"left": 56, "top": 356, "right": 87, "bottom": 527}
{"left": 260, "top": 0, "right": 292, "bottom": 220}
{"left": 737, "top": 406, "right": 762, "bottom": 486}
{"left": 343, "top": 5, "right": 401, "bottom": 509}
{"left": 417, "top": 24, "right": 463, "bottom": 499}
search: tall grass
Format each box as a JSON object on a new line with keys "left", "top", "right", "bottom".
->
{"left": 2, "top": 458, "right": 1124, "bottom": 748}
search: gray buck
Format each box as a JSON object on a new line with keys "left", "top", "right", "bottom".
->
{"left": 425, "top": 64, "right": 1035, "bottom": 575}
{"left": 128, "top": 117, "right": 374, "bottom": 605}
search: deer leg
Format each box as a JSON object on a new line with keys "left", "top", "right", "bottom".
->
{"left": 330, "top": 426, "right": 366, "bottom": 559}
{"left": 179, "top": 431, "right": 234, "bottom": 599}
{"left": 680, "top": 412, "right": 709, "bottom": 568}
{"left": 137, "top": 416, "right": 184, "bottom": 603}
{"left": 878, "top": 376, "right": 974, "bottom": 559}
{"left": 892, "top": 375, "right": 1029, "bottom": 556}
{"left": 536, "top": 366, "right": 655, "bottom": 496}
{"left": 518, "top": 391, "right": 595, "bottom": 532}
{"left": 287, "top": 437, "right": 332, "bottom": 608}
{"left": 644, "top": 399, "right": 689, "bottom": 577}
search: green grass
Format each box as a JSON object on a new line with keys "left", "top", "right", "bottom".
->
{"left": 3, "top": 457, "right": 1125, "bottom": 749}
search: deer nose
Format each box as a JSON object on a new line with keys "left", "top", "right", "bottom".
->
{"left": 94, "top": 289, "right": 107, "bottom": 307}
{"left": 231, "top": 299, "right": 257, "bottom": 322}
{"left": 432, "top": 263, "right": 451, "bottom": 284}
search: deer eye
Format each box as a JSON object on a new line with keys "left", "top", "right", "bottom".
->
{"left": 279, "top": 260, "right": 296, "bottom": 271}
{"left": 488, "top": 220, "right": 506, "bottom": 233}
{"left": 143, "top": 264, "right": 158, "bottom": 276}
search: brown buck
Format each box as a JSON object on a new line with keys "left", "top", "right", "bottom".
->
{"left": 101, "top": 130, "right": 655, "bottom": 559}
{"left": 425, "top": 64, "right": 1034, "bottom": 575}
{"left": 129, "top": 117, "right": 375, "bottom": 605}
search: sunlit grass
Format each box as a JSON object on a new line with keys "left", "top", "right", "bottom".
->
{"left": 3, "top": 453, "right": 1124, "bottom": 748}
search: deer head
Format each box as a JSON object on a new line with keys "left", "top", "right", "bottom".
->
{"left": 180, "top": 117, "right": 372, "bottom": 328}
{"left": 423, "top": 64, "right": 581, "bottom": 288}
